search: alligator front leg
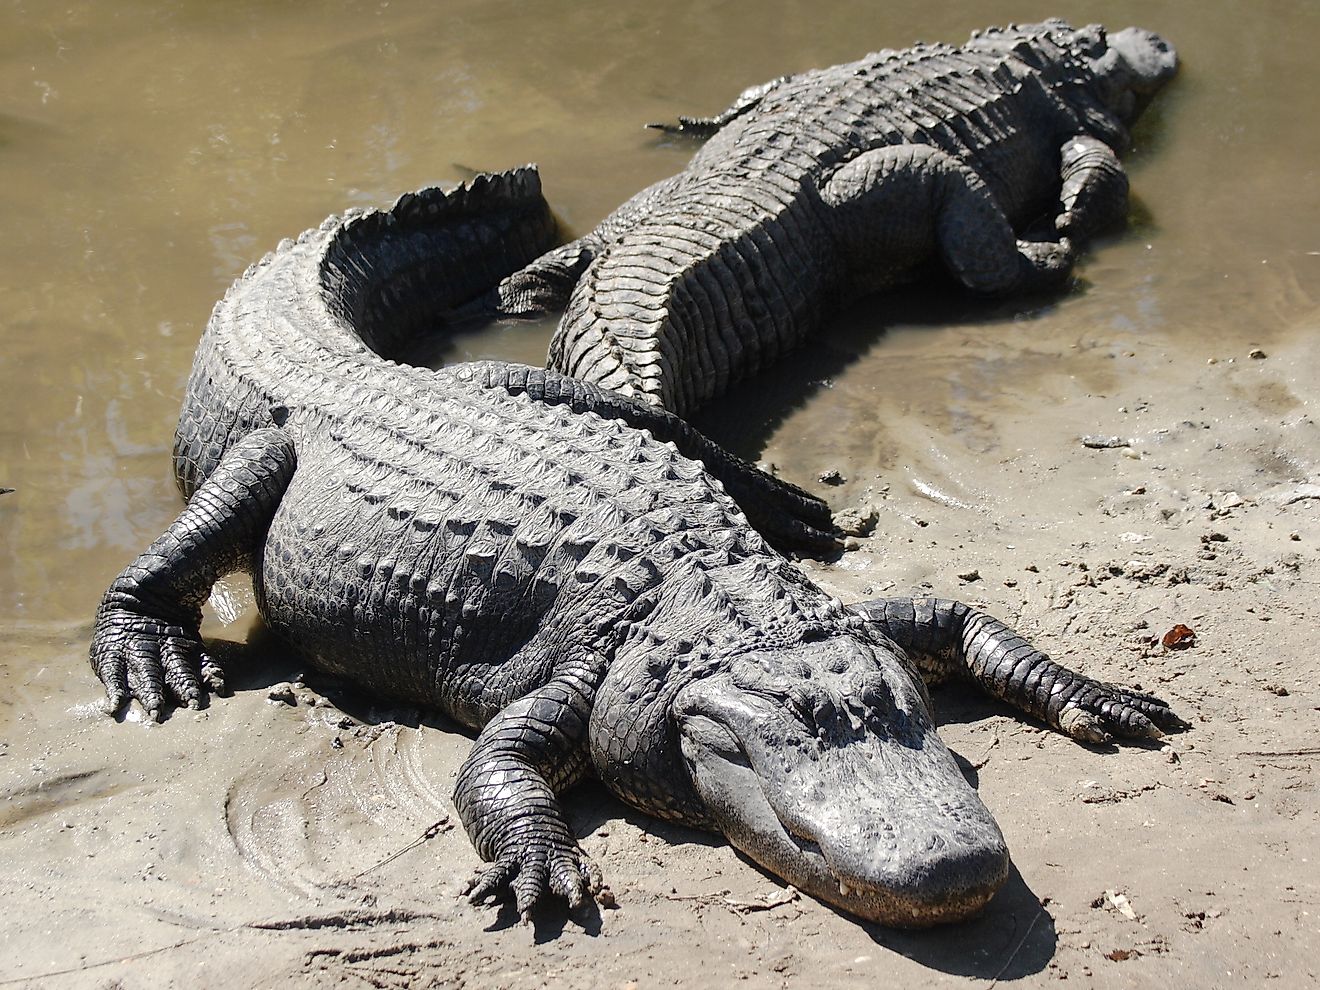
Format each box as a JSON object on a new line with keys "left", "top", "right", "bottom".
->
{"left": 90, "top": 429, "right": 297, "bottom": 719}
{"left": 455, "top": 655, "right": 606, "bottom": 920}
{"left": 1055, "top": 135, "right": 1131, "bottom": 241}
{"left": 822, "top": 144, "right": 1075, "bottom": 295}
{"left": 850, "top": 597, "right": 1186, "bottom": 743}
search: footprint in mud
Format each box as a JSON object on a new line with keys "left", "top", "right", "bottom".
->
{"left": 222, "top": 723, "right": 460, "bottom": 901}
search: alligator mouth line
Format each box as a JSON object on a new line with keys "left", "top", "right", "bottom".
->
{"left": 782, "top": 822, "right": 858, "bottom": 897}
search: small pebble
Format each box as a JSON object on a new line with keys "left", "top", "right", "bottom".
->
{"left": 1248, "top": 348, "right": 1267, "bottom": 359}
{"left": 818, "top": 469, "right": 846, "bottom": 486}
{"left": 1080, "top": 435, "right": 1129, "bottom": 449}
{"left": 835, "top": 503, "right": 879, "bottom": 537}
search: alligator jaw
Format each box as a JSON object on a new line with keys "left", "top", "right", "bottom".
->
{"left": 674, "top": 658, "right": 1010, "bottom": 927}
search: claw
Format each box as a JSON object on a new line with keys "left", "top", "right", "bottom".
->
{"left": 467, "top": 858, "right": 517, "bottom": 904}
{"left": 1059, "top": 706, "right": 1110, "bottom": 744}
{"left": 513, "top": 861, "right": 547, "bottom": 918}
{"left": 100, "top": 690, "right": 126, "bottom": 718}
{"left": 89, "top": 603, "right": 216, "bottom": 720}
{"left": 467, "top": 842, "right": 599, "bottom": 918}
{"left": 1057, "top": 680, "right": 1180, "bottom": 743}
{"left": 550, "top": 854, "right": 590, "bottom": 908}
{"left": 201, "top": 655, "right": 228, "bottom": 696}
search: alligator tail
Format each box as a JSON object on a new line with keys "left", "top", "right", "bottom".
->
{"left": 174, "top": 167, "right": 557, "bottom": 499}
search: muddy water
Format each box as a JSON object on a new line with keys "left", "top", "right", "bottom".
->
{"left": 1, "top": 0, "right": 1318, "bottom": 982}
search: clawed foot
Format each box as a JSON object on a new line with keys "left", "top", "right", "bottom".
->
{"left": 90, "top": 599, "right": 225, "bottom": 720}
{"left": 466, "top": 839, "right": 602, "bottom": 920}
{"left": 1015, "top": 236, "right": 1075, "bottom": 290}
{"left": 1053, "top": 679, "right": 1188, "bottom": 744}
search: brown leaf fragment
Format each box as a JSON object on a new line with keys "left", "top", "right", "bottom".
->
{"left": 1161, "top": 624, "right": 1196, "bottom": 649}
{"left": 1104, "top": 948, "right": 1140, "bottom": 962}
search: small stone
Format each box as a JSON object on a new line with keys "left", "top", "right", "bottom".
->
{"left": 818, "top": 469, "right": 846, "bottom": 486}
{"left": 835, "top": 503, "right": 879, "bottom": 537}
{"left": 957, "top": 569, "right": 981, "bottom": 583}
{"left": 1248, "top": 348, "right": 1267, "bottom": 359}
{"left": 1080, "top": 435, "right": 1129, "bottom": 449}
{"left": 330, "top": 736, "right": 343, "bottom": 749}
{"left": 597, "top": 887, "right": 618, "bottom": 909}
{"left": 267, "top": 683, "right": 297, "bottom": 706}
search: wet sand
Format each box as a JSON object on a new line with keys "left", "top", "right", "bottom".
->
{"left": 2, "top": 2, "right": 1318, "bottom": 986}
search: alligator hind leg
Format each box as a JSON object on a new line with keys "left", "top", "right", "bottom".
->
{"left": 822, "top": 144, "right": 1076, "bottom": 295}
{"left": 90, "top": 428, "right": 297, "bottom": 719}
{"left": 473, "top": 363, "right": 841, "bottom": 559}
{"left": 487, "top": 239, "right": 598, "bottom": 317}
{"left": 850, "top": 597, "right": 1187, "bottom": 743}
{"left": 455, "top": 653, "right": 606, "bottom": 920}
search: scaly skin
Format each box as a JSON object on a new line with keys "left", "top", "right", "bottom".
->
{"left": 89, "top": 171, "right": 1183, "bottom": 927}
{"left": 490, "top": 20, "right": 1178, "bottom": 416}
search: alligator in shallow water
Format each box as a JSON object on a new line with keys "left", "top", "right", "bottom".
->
{"left": 89, "top": 172, "right": 1183, "bottom": 926}
{"left": 488, "top": 19, "right": 1177, "bottom": 416}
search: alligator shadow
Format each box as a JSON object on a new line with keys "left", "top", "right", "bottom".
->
{"left": 932, "top": 681, "right": 1182, "bottom": 754}
{"left": 688, "top": 273, "right": 1079, "bottom": 466}
{"left": 852, "top": 863, "right": 1056, "bottom": 980}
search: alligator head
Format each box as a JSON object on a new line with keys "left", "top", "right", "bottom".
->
{"left": 673, "top": 634, "right": 1009, "bottom": 926}
{"left": 969, "top": 20, "right": 1178, "bottom": 136}
{"left": 1090, "top": 26, "right": 1179, "bottom": 123}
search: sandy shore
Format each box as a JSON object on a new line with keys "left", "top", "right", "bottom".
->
{"left": 4, "top": 311, "right": 1317, "bottom": 988}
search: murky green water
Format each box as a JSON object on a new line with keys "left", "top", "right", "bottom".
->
{"left": 0, "top": 0, "right": 1315, "bottom": 815}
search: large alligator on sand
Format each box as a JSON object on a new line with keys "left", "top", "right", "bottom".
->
{"left": 90, "top": 171, "right": 1183, "bottom": 926}
{"left": 489, "top": 20, "right": 1177, "bottom": 416}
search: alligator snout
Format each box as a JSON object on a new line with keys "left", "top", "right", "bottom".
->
{"left": 674, "top": 643, "right": 1010, "bottom": 926}
{"left": 1111, "top": 27, "right": 1179, "bottom": 92}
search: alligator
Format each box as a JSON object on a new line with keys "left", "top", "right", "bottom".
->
{"left": 89, "top": 171, "right": 1183, "bottom": 927}
{"left": 485, "top": 20, "right": 1178, "bottom": 416}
